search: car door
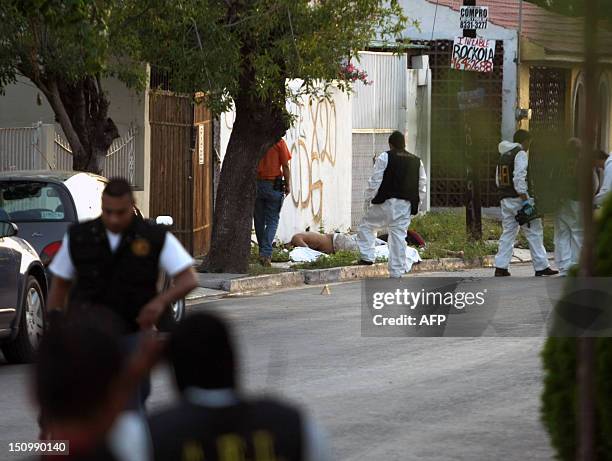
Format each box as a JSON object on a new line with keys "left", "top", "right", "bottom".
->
{"left": 0, "top": 234, "right": 20, "bottom": 334}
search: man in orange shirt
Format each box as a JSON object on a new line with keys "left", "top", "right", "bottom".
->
{"left": 254, "top": 138, "right": 292, "bottom": 266}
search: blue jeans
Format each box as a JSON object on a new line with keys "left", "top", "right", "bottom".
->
{"left": 121, "top": 333, "right": 151, "bottom": 413}
{"left": 254, "top": 180, "right": 285, "bottom": 258}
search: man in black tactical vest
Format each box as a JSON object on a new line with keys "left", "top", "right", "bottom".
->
{"left": 356, "top": 131, "right": 427, "bottom": 278}
{"left": 494, "top": 130, "right": 558, "bottom": 277}
{"left": 148, "top": 312, "right": 331, "bottom": 461}
{"left": 47, "top": 178, "right": 198, "bottom": 409}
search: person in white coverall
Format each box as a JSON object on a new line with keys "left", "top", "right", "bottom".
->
{"left": 494, "top": 129, "right": 558, "bottom": 277}
{"left": 357, "top": 131, "right": 427, "bottom": 278}
{"left": 594, "top": 150, "right": 612, "bottom": 208}
{"left": 554, "top": 138, "right": 583, "bottom": 276}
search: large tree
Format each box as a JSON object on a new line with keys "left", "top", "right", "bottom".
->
{"left": 0, "top": 0, "right": 150, "bottom": 173}
{"left": 144, "top": 0, "right": 407, "bottom": 273}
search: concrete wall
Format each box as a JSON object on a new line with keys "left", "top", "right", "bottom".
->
{"left": 399, "top": 0, "right": 518, "bottom": 140}
{"left": 0, "top": 75, "right": 150, "bottom": 213}
{"left": 219, "top": 84, "right": 353, "bottom": 243}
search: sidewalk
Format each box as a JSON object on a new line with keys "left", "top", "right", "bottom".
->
{"left": 186, "top": 248, "right": 556, "bottom": 303}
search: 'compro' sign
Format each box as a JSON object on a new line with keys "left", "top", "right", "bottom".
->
{"left": 451, "top": 37, "right": 496, "bottom": 73}
{"left": 460, "top": 6, "right": 488, "bottom": 30}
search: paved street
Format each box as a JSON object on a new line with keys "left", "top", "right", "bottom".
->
{"left": 0, "top": 263, "right": 555, "bottom": 460}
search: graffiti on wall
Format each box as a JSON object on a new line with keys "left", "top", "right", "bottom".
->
{"left": 220, "top": 94, "right": 340, "bottom": 226}
{"left": 286, "top": 96, "right": 337, "bottom": 224}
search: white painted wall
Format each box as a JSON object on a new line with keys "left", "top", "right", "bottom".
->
{"left": 399, "top": 0, "right": 518, "bottom": 140}
{"left": 219, "top": 83, "right": 353, "bottom": 243}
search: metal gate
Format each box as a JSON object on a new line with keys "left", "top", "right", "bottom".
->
{"left": 149, "top": 91, "right": 213, "bottom": 257}
{"left": 529, "top": 67, "right": 569, "bottom": 135}
{"left": 412, "top": 40, "right": 504, "bottom": 207}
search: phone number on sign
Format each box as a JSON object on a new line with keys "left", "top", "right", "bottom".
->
{"left": 451, "top": 57, "right": 493, "bottom": 73}
{"left": 8, "top": 441, "right": 69, "bottom": 454}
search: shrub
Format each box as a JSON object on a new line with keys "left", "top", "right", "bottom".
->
{"left": 541, "top": 196, "right": 612, "bottom": 460}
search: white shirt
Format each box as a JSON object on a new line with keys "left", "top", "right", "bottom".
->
{"left": 49, "top": 229, "right": 194, "bottom": 280}
{"left": 594, "top": 155, "right": 612, "bottom": 207}
{"left": 107, "top": 411, "right": 150, "bottom": 461}
{"left": 364, "top": 151, "right": 428, "bottom": 210}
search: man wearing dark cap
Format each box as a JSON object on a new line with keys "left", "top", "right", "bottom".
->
{"left": 356, "top": 131, "right": 427, "bottom": 278}
{"left": 148, "top": 312, "right": 332, "bottom": 461}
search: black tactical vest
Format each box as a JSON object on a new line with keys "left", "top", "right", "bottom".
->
{"left": 148, "top": 398, "right": 303, "bottom": 461}
{"left": 371, "top": 149, "right": 421, "bottom": 215}
{"left": 69, "top": 217, "right": 166, "bottom": 333}
{"left": 496, "top": 146, "right": 523, "bottom": 199}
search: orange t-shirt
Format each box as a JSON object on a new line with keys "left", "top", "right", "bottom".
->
{"left": 257, "top": 140, "right": 291, "bottom": 179}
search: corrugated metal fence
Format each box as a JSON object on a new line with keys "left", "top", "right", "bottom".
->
{"left": 0, "top": 124, "right": 52, "bottom": 171}
{"left": 0, "top": 123, "right": 137, "bottom": 185}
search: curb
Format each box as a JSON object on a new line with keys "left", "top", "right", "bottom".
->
{"left": 220, "top": 271, "right": 304, "bottom": 294}
{"left": 187, "top": 255, "right": 499, "bottom": 301}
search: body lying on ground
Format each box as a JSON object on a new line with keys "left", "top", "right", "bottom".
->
{"left": 290, "top": 230, "right": 425, "bottom": 255}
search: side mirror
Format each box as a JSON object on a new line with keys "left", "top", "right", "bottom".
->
{"left": 156, "top": 215, "right": 174, "bottom": 226}
{"left": 0, "top": 221, "right": 18, "bottom": 238}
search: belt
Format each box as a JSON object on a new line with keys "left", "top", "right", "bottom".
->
{"left": 257, "top": 176, "right": 282, "bottom": 182}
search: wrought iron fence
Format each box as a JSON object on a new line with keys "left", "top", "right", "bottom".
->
{"left": 53, "top": 126, "right": 138, "bottom": 185}
{"left": 1, "top": 123, "right": 137, "bottom": 185}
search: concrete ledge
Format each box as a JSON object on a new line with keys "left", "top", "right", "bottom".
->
{"left": 222, "top": 271, "right": 304, "bottom": 294}
{"left": 194, "top": 255, "right": 500, "bottom": 296}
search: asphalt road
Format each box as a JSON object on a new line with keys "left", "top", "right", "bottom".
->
{"left": 0, "top": 263, "right": 556, "bottom": 460}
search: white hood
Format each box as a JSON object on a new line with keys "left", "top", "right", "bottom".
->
{"left": 498, "top": 141, "right": 521, "bottom": 155}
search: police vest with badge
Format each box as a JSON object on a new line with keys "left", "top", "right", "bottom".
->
{"left": 496, "top": 145, "right": 540, "bottom": 226}
{"left": 149, "top": 396, "right": 304, "bottom": 461}
{"left": 371, "top": 149, "right": 422, "bottom": 214}
{"left": 69, "top": 215, "right": 165, "bottom": 332}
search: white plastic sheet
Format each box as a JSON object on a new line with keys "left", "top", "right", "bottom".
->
{"left": 374, "top": 244, "right": 422, "bottom": 273}
{"left": 289, "top": 247, "right": 326, "bottom": 262}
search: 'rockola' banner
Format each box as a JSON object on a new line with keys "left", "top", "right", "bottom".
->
{"left": 451, "top": 37, "right": 496, "bottom": 73}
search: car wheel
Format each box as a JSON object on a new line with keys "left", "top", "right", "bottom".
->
{"left": 156, "top": 276, "right": 186, "bottom": 332}
{"left": 157, "top": 297, "right": 186, "bottom": 332}
{"left": 2, "top": 276, "right": 45, "bottom": 364}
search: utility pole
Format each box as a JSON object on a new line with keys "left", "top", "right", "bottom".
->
{"left": 462, "top": 0, "right": 482, "bottom": 240}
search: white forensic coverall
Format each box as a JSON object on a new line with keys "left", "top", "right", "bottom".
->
{"left": 594, "top": 155, "right": 612, "bottom": 208}
{"left": 554, "top": 199, "right": 583, "bottom": 276}
{"left": 494, "top": 141, "right": 549, "bottom": 272}
{"left": 357, "top": 151, "right": 427, "bottom": 278}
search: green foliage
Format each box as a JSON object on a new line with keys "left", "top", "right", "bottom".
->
{"left": 292, "top": 250, "right": 360, "bottom": 270}
{"left": 272, "top": 246, "right": 291, "bottom": 263}
{"left": 0, "top": 0, "right": 148, "bottom": 92}
{"left": 411, "top": 210, "right": 501, "bottom": 260}
{"left": 541, "top": 194, "right": 612, "bottom": 460}
{"left": 249, "top": 243, "right": 291, "bottom": 263}
{"left": 516, "top": 216, "right": 555, "bottom": 252}
{"left": 541, "top": 337, "right": 577, "bottom": 460}
{"left": 140, "top": 0, "right": 408, "bottom": 114}
{"left": 247, "top": 264, "right": 285, "bottom": 276}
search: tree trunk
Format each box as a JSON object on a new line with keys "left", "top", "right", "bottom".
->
{"left": 41, "top": 76, "right": 119, "bottom": 174}
{"left": 205, "top": 97, "right": 288, "bottom": 273}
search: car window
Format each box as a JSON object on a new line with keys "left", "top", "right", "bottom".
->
{"left": 0, "top": 182, "right": 75, "bottom": 223}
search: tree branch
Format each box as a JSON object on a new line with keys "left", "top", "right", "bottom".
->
{"left": 45, "top": 79, "right": 86, "bottom": 158}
